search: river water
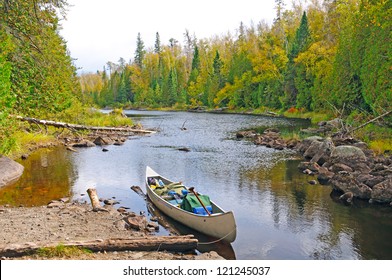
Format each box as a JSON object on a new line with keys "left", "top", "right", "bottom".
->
{"left": 1, "top": 110, "right": 392, "bottom": 260}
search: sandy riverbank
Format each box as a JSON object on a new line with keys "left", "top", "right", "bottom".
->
{"left": 0, "top": 202, "right": 224, "bottom": 260}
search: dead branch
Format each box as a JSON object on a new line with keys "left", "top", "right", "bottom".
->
{"left": 348, "top": 110, "right": 392, "bottom": 134}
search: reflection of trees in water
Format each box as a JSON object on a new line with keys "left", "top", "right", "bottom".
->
{"left": 0, "top": 148, "right": 76, "bottom": 206}
{"left": 242, "top": 159, "right": 392, "bottom": 259}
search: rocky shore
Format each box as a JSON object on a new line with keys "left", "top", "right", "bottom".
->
{"left": 237, "top": 119, "right": 392, "bottom": 206}
{"left": 0, "top": 201, "right": 224, "bottom": 260}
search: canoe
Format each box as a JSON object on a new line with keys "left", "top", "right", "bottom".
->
{"left": 145, "top": 166, "right": 237, "bottom": 243}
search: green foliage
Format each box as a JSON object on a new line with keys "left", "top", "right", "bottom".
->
{"left": 78, "top": 0, "right": 389, "bottom": 144}
{"left": 0, "top": 0, "right": 81, "bottom": 154}
{"left": 283, "top": 11, "right": 312, "bottom": 109}
{"left": 134, "top": 32, "right": 146, "bottom": 68}
{"left": 36, "top": 244, "right": 92, "bottom": 258}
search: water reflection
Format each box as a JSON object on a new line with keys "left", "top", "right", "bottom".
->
{"left": 0, "top": 147, "right": 74, "bottom": 206}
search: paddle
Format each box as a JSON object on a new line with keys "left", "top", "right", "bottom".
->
{"left": 188, "top": 187, "right": 211, "bottom": 216}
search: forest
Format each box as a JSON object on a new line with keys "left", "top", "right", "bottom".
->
{"left": 0, "top": 0, "right": 391, "bottom": 155}
{"left": 80, "top": 0, "right": 391, "bottom": 118}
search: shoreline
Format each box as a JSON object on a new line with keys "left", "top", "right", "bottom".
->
{"left": 0, "top": 201, "right": 224, "bottom": 260}
{"left": 237, "top": 121, "right": 392, "bottom": 207}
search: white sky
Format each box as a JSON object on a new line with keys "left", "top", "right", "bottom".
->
{"left": 60, "top": 0, "right": 277, "bottom": 73}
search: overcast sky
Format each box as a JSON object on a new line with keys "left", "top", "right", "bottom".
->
{"left": 60, "top": 0, "right": 278, "bottom": 73}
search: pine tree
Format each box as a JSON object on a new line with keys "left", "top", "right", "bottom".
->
{"left": 283, "top": 11, "right": 312, "bottom": 108}
{"left": 134, "top": 32, "right": 145, "bottom": 68}
{"left": 188, "top": 45, "right": 200, "bottom": 84}
{"left": 154, "top": 32, "right": 161, "bottom": 54}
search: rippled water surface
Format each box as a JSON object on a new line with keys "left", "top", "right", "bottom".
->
{"left": 2, "top": 110, "right": 392, "bottom": 259}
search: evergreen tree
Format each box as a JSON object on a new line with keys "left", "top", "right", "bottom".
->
{"left": 134, "top": 32, "right": 145, "bottom": 68}
{"left": 154, "top": 32, "right": 161, "bottom": 54}
{"left": 283, "top": 11, "right": 312, "bottom": 108}
{"left": 188, "top": 45, "right": 200, "bottom": 84}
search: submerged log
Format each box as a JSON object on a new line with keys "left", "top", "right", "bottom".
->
{"left": 0, "top": 235, "right": 198, "bottom": 257}
{"left": 15, "top": 115, "right": 156, "bottom": 134}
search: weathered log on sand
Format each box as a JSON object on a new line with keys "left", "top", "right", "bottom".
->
{"left": 15, "top": 115, "right": 156, "bottom": 134}
{"left": 0, "top": 235, "right": 198, "bottom": 257}
{"left": 87, "top": 188, "right": 108, "bottom": 212}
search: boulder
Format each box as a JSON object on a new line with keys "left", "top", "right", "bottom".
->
{"left": 330, "top": 163, "right": 353, "bottom": 173}
{"left": 295, "top": 136, "right": 324, "bottom": 154}
{"left": 72, "top": 140, "right": 96, "bottom": 147}
{"left": 317, "top": 167, "right": 335, "bottom": 185}
{"left": 371, "top": 178, "right": 392, "bottom": 203}
{"left": 93, "top": 136, "right": 114, "bottom": 146}
{"left": 330, "top": 145, "right": 370, "bottom": 173}
{"left": 331, "top": 172, "right": 372, "bottom": 200}
{"left": 356, "top": 174, "right": 385, "bottom": 188}
{"left": 303, "top": 140, "right": 324, "bottom": 160}
{"left": 307, "top": 138, "right": 334, "bottom": 165}
{"left": 0, "top": 156, "right": 24, "bottom": 188}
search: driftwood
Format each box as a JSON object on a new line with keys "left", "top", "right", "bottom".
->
{"left": 0, "top": 235, "right": 198, "bottom": 257}
{"left": 15, "top": 115, "right": 156, "bottom": 134}
{"left": 348, "top": 110, "right": 392, "bottom": 134}
{"left": 86, "top": 188, "right": 108, "bottom": 212}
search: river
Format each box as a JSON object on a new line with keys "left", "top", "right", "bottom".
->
{"left": 1, "top": 110, "right": 391, "bottom": 260}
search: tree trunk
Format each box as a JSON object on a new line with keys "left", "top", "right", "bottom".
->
{"left": 86, "top": 188, "right": 107, "bottom": 212}
{"left": 0, "top": 235, "right": 198, "bottom": 258}
{"left": 14, "top": 115, "right": 155, "bottom": 134}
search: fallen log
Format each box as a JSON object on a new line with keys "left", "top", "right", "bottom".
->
{"left": 14, "top": 115, "right": 156, "bottom": 134}
{"left": 0, "top": 235, "right": 198, "bottom": 258}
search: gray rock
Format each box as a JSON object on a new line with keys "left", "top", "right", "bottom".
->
{"left": 72, "top": 140, "right": 96, "bottom": 147}
{"left": 330, "top": 145, "right": 370, "bottom": 173}
{"left": 295, "top": 136, "right": 324, "bottom": 154}
{"left": 371, "top": 178, "right": 392, "bottom": 203}
{"left": 103, "top": 199, "right": 119, "bottom": 205}
{"left": 317, "top": 167, "right": 335, "bottom": 185}
{"left": 124, "top": 215, "right": 147, "bottom": 231}
{"left": 331, "top": 163, "right": 353, "bottom": 173}
{"left": 0, "top": 156, "right": 24, "bottom": 188}
{"left": 309, "top": 138, "right": 334, "bottom": 165}
{"left": 331, "top": 172, "right": 372, "bottom": 199}
{"left": 357, "top": 174, "right": 385, "bottom": 188}
{"left": 93, "top": 136, "right": 114, "bottom": 146}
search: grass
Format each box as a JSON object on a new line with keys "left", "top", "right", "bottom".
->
{"left": 282, "top": 108, "right": 332, "bottom": 124}
{"left": 368, "top": 139, "right": 392, "bottom": 155}
{"left": 1, "top": 129, "right": 57, "bottom": 158}
{"left": 55, "top": 103, "right": 133, "bottom": 127}
{"left": 81, "top": 110, "right": 133, "bottom": 127}
{"left": 36, "top": 244, "right": 92, "bottom": 259}
{"left": 1, "top": 104, "right": 133, "bottom": 158}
